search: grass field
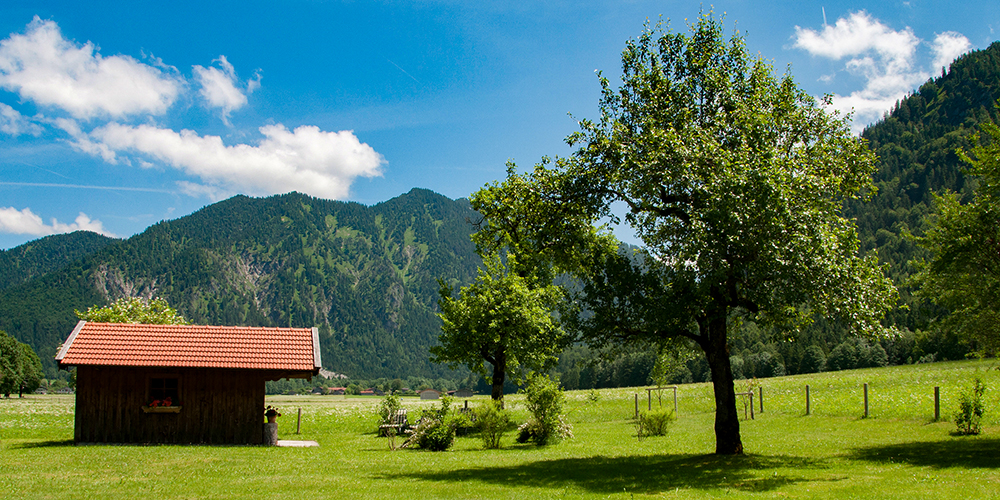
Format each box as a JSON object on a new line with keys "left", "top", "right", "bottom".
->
{"left": 3, "top": 359, "right": 1000, "bottom": 499}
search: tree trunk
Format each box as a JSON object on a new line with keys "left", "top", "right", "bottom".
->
{"left": 490, "top": 349, "right": 507, "bottom": 401}
{"left": 703, "top": 313, "right": 743, "bottom": 455}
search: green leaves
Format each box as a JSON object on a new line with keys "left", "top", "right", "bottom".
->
{"left": 75, "top": 297, "right": 188, "bottom": 325}
{"left": 913, "top": 117, "right": 1000, "bottom": 355}
{"left": 432, "top": 252, "right": 569, "bottom": 387}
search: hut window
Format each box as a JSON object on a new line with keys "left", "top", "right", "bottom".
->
{"left": 149, "top": 377, "right": 179, "bottom": 403}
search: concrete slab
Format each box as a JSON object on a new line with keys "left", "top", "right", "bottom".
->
{"left": 276, "top": 440, "right": 319, "bottom": 447}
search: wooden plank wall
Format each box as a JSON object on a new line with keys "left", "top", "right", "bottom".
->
{"left": 75, "top": 366, "right": 266, "bottom": 444}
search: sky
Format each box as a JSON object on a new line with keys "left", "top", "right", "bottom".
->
{"left": 0, "top": 0, "right": 997, "bottom": 249}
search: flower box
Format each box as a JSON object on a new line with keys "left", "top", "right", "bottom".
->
{"left": 142, "top": 406, "right": 182, "bottom": 413}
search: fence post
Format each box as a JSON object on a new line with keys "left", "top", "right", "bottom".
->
{"left": 759, "top": 386, "right": 764, "bottom": 413}
{"left": 863, "top": 383, "right": 869, "bottom": 419}
{"left": 648, "top": 389, "right": 652, "bottom": 411}
{"left": 934, "top": 386, "right": 941, "bottom": 421}
{"left": 806, "top": 385, "right": 811, "bottom": 415}
{"left": 297, "top": 407, "right": 302, "bottom": 434}
{"left": 673, "top": 386, "right": 678, "bottom": 414}
{"left": 634, "top": 393, "right": 639, "bottom": 419}
{"left": 749, "top": 392, "right": 754, "bottom": 420}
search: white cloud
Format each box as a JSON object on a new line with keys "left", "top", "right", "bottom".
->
{"left": 0, "top": 103, "right": 42, "bottom": 136}
{"left": 792, "top": 11, "right": 972, "bottom": 132}
{"left": 0, "top": 206, "right": 114, "bottom": 236}
{"left": 0, "top": 18, "right": 385, "bottom": 203}
{"left": 193, "top": 55, "right": 258, "bottom": 124}
{"left": 90, "top": 123, "right": 385, "bottom": 199}
{"left": 0, "top": 17, "right": 181, "bottom": 120}
{"left": 931, "top": 32, "right": 972, "bottom": 73}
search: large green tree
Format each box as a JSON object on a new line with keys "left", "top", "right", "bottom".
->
{"left": 482, "top": 15, "right": 897, "bottom": 454}
{"left": 432, "top": 253, "right": 569, "bottom": 400}
{"left": 913, "top": 116, "right": 1000, "bottom": 354}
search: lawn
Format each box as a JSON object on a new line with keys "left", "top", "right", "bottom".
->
{"left": 2, "top": 359, "right": 1000, "bottom": 499}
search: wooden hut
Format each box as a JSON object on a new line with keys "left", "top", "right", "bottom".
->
{"left": 56, "top": 321, "right": 320, "bottom": 445}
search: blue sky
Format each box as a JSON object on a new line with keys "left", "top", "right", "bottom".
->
{"left": 0, "top": 0, "right": 997, "bottom": 249}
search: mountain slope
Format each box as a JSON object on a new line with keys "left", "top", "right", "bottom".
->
{"left": 0, "top": 189, "right": 481, "bottom": 378}
{"left": 849, "top": 41, "right": 1000, "bottom": 332}
{"left": 0, "top": 231, "right": 117, "bottom": 291}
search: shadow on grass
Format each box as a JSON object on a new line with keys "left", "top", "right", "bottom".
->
{"left": 377, "top": 453, "right": 830, "bottom": 494}
{"left": 9, "top": 439, "right": 75, "bottom": 448}
{"left": 849, "top": 436, "right": 1000, "bottom": 469}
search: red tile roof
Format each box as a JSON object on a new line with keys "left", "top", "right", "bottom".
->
{"left": 56, "top": 321, "right": 320, "bottom": 373}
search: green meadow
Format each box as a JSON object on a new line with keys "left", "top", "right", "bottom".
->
{"left": 3, "top": 359, "right": 1000, "bottom": 499}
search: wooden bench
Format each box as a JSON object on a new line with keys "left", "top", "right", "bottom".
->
{"left": 379, "top": 408, "right": 408, "bottom": 436}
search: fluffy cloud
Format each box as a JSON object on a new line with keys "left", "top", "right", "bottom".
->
{"left": 0, "top": 17, "right": 181, "bottom": 120}
{"left": 193, "top": 55, "right": 259, "bottom": 124}
{"left": 0, "top": 18, "right": 385, "bottom": 202}
{"left": 793, "top": 11, "right": 971, "bottom": 131}
{"left": 0, "top": 207, "right": 113, "bottom": 236}
{"left": 0, "top": 103, "right": 41, "bottom": 136}
{"left": 91, "top": 123, "right": 385, "bottom": 199}
{"left": 932, "top": 32, "right": 973, "bottom": 73}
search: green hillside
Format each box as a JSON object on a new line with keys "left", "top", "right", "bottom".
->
{"left": 0, "top": 231, "right": 116, "bottom": 291}
{"left": 851, "top": 41, "right": 1000, "bottom": 332}
{"left": 0, "top": 189, "right": 481, "bottom": 379}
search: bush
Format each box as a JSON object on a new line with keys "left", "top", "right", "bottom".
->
{"left": 516, "top": 374, "right": 573, "bottom": 445}
{"left": 402, "top": 397, "right": 460, "bottom": 451}
{"left": 475, "top": 399, "right": 510, "bottom": 449}
{"left": 404, "top": 415, "right": 456, "bottom": 451}
{"left": 955, "top": 378, "right": 986, "bottom": 435}
{"left": 377, "top": 393, "right": 402, "bottom": 426}
{"left": 635, "top": 409, "right": 675, "bottom": 438}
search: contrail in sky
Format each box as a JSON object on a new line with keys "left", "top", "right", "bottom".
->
{"left": 0, "top": 182, "right": 175, "bottom": 193}
{"left": 387, "top": 59, "right": 421, "bottom": 83}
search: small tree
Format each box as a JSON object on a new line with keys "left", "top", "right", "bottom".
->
{"left": 955, "top": 378, "right": 986, "bottom": 435}
{"left": 76, "top": 297, "right": 188, "bottom": 324}
{"left": 516, "top": 374, "right": 572, "bottom": 445}
{"left": 433, "top": 253, "right": 569, "bottom": 401}
{"left": 475, "top": 399, "right": 511, "bottom": 449}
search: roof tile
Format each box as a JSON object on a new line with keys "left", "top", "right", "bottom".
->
{"left": 57, "top": 322, "right": 317, "bottom": 371}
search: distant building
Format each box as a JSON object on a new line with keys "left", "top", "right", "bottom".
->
{"left": 56, "top": 321, "right": 320, "bottom": 445}
{"left": 454, "top": 388, "right": 475, "bottom": 398}
{"left": 419, "top": 389, "right": 441, "bottom": 400}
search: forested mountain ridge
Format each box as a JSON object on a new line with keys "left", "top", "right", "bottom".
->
{"left": 0, "top": 231, "right": 116, "bottom": 291}
{"left": 0, "top": 188, "right": 481, "bottom": 379}
{"left": 849, "top": 40, "right": 1000, "bottom": 333}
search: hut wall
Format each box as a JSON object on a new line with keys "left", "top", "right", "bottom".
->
{"left": 74, "top": 366, "right": 267, "bottom": 444}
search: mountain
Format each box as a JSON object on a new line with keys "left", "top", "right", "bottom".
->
{"left": 0, "top": 231, "right": 117, "bottom": 291}
{"left": 849, "top": 40, "right": 1000, "bottom": 333}
{"left": 0, "top": 188, "right": 481, "bottom": 379}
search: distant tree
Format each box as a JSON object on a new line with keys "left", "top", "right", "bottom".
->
{"left": 432, "top": 253, "right": 570, "bottom": 400}
{"left": 481, "top": 14, "right": 896, "bottom": 454}
{"left": 0, "top": 330, "right": 42, "bottom": 398}
{"left": 913, "top": 115, "right": 1000, "bottom": 355}
{"left": 75, "top": 297, "right": 188, "bottom": 325}
{"left": 16, "top": 343, "right": 42, "bottom": 397}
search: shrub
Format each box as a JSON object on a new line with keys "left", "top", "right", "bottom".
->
{"left": 404, "top": 415, "right": 456, "bottom": 451}
{"left": 635, "top": 409, "right": 675, "bottom": 438}
{"left": 516, "top": 374, "right": 573, "bottom": 445}
{"left": 377, "top": 393, "right": 402, "bottom": 426}
{"left": 402, "top": 397, "right": 464, "bottom": 451}
{"left": 475, "top": 399, "right": 510, "bottom": 449}
{"left": 955, "top": 378, "right": 986, "bottom": 436}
